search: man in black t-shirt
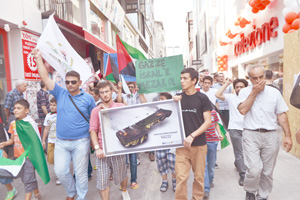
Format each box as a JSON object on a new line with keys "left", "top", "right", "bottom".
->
{"left": 175, "top": 68, "right": 212, "bottom": 200}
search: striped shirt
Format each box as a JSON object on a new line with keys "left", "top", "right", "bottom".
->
{"left": 205, "top": 110, "right": 220, "bottom": 142}
{"left": 4, "top": 88, "right": 24, "bottom": 114}
{"left": 37, "top": 89, "right": 50, "bottom": 119}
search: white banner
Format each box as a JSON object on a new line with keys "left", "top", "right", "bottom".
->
{"left": 36, "top": 14, "right": 92, "bottom": 84}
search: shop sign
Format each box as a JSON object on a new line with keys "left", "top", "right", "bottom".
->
{"left": 234, "top": 17, "right": 279, "bottom": 56}
{"left": 21, "top": 30, "right": 40, "bottom": 80}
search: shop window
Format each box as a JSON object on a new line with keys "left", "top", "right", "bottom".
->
{"left": 90, "top": 5, "right": 106, "bottom": 42}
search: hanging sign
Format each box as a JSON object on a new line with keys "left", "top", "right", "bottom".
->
{"left": 21, "top": 30, "right": 40, "bottom": 80}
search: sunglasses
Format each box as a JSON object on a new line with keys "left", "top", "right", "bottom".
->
{"left": 65, "top": 80, "right": 78, "bottom": 85}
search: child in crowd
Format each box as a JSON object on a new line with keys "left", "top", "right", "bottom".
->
{"left": 203, "top": 109, "right": 223, "bottom": 199}
{"left": 0, "top": 149, "right": 17, "bottom": 200}
{"left": 0, "top": 99, "right": 42, "bottom": 200}
{"left": 42, "top": 97, "right": 60, "bottom": 185}
{"left": 155, "top": 92, "right": 176, "bottom": 192}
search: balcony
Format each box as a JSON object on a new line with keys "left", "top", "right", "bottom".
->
{"left": 37, "top": 0, "right": 73, "bottom": 23}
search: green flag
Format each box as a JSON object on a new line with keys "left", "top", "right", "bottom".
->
{"left": 119, "top": 37, "right": 147, "bottom": 61}
{"left": 16, "top": 117, "right": 50, "bottom": 184}
{"left": 219, "top": 123, "right": 230, "bottom": 149}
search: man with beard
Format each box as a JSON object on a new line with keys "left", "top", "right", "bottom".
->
{"left": 89, "top": 81, "right": 130, "bottom": 200}
{"left": 215, "top": 78, "right": 248, "bottom": 186}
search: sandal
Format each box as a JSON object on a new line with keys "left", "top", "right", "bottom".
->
{"left": 160, "top": 181, "right": 168, "bottom": 192}
{"left": 131, "top": 182, "right": 139, "bottom": 189}
{"left": 172, "top": 178, "right": 176, "bottom": 192}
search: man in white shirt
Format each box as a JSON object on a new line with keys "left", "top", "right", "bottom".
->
{"left": 201, "top": 76, "right": 218, "bottom": 107}
{"left": 238, "top": 65, "right": 292, "bottom": 200}
{"left": 215, "top": 78, "right": 248, "bottom": 186}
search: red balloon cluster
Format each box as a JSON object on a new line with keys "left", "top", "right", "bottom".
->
{"left": 217, "top": 55, "right": 228, "bottom": 72}
{"left": 234, "top": 16, "right": 251, "bottom": 28}
{"left": 249, "top": 0, "right": 270, "bottom": 14}
{"left": 282, "top": 12, "right": 300, "bottom": 34}
{"left": 225, "top": 29, "right": 238, "bottom": 39}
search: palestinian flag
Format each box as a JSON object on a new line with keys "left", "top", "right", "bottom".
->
{"left": 0, "top": 147, "right": 31, "bottom": 178}
{"left": 105, "top": 55, "right": 120, "bottom": 83}
{"left": 14, "top": 116, "right": 50, "bottom": 184}
{"left": 118, "top": 36, "right": 147, "bottom": 61}
{"left": 116, "top": 35, "right": 137, "bottom": 77}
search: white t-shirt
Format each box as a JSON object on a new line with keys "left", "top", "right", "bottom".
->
{"left": 238, "top": 86, "right": 288, "bottom": 130}
{"left": 224, "top": 94, "right": 244, "bottom": 130}
{"left": 201, "top": 88, "right": 218, "bottom": 105}
{"left": 44, "top": 113, "right": 57, "bottom": 143}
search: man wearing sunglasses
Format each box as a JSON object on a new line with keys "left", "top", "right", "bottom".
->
{"left": 32, "top": 49, "right": 96, "bottom": 200}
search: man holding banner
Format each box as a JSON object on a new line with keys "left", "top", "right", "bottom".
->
{"left": 175, "top": 68, "right": 212, "bottom": 200}
{"left": 32, "top": 49, "right": 95, "bottom": 200}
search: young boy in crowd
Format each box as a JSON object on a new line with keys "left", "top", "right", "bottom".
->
{"left": 155, "top": 92, "right": 176, "bottom": 192}
{"left": 0, "top": 99, "right": 42, "bottom": 200}
{"left": 42, "top": 97, "right": 60, "bottom": 185}
{"left": 203, "top": 110, "right": 223, "bottom": 199}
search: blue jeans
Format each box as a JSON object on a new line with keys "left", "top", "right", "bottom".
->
{"left": 54, "top": 137, "right": 90, "bottom": 200}
{"left": 128, "top": 153, "right": 137, "bottom": 183}
{"left": 204, "top": 141, "right": 218, "bottom": 192}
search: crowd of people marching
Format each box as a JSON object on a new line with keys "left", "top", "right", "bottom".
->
{"left": 0, "top": 48, "right": 295, "bottom": 200}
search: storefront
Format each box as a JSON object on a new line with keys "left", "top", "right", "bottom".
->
{"left": 220, "top": 0, "right": 285, "bottom": 79}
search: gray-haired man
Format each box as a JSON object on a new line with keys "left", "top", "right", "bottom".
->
{"left": 238, "top": 65, "right": 292, "bottom": 200}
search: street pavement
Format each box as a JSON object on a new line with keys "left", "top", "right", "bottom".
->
{"left": 1, "top": 132, "right": 300, "bottom": 199}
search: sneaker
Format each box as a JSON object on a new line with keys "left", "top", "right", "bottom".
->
{"left": 210, "top": 182, "right": 214, "bottom": 188}
{"left": 5, "top": 187, "right": 17, "bottom": 200}
{"left": 215, "top": 163, "right": 219, "bottom": 169}
{"left": 245, "top": 192, "right": 256, "bottom": 200}
{"left": 204, "top": 191, "right": 209, "bottom": 198}
{"left": 121, "top": 190, "right": 131, "bottom": 200}
{"left": 33, "top": 193, "right": 43, "bottom": 200}
{"left": 56, "top": 180, "right": 61, "bottom": 185}
{"left": 160, "top": 181, "right": 168, "bottom": 192}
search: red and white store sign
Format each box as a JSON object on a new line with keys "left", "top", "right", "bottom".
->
{"left": 234, "top": 17, "right": 279, "bottom": 56}
{"left": 21, "top": 30, "right": 40, "bottom": 80}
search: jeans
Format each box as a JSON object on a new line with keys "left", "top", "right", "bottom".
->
{"left": 204, "top": 142, "right": 218, "bottom": 192}
{"left": 54, "top": 137, "right": 90, "bottom": 200}
{"left": 228, "top": 129, "right": 246, "bottom": 177}
{"left": 128, "top": 153, "right": 137, "bottom": 183}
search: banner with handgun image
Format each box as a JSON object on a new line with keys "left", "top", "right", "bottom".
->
{"left": 100, "top": 100, "right": 185, "bottom": 156}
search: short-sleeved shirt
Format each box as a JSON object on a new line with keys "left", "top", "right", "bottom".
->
{"left": 8, "top": 120, "right": 25, "bottom": 158}
{"left": 212, "top": 83, "right": 232, "bottom": 110}
{"left": 37, "top": 89, "right": 50, "bottom": 120}
{"left": 4, "top": 89, "right": 24, "bottom": 114}
{"left": 205, "top": 110, "right": 220, "bottom": 142}
{"left": 200, "top": 88, "right": 218, "bottom": 106}
{"left": 180, "top": 91, "right": 212, "bottom": 146}
{"left": 238, "top": 85, "right": 288, "bottom": 130}
{"left": 44, "top": 113, "right": 57, "bottom": 143}
{"left": 121, "top": 93, "right": 140, "bottom": 105}
{"left": 224, "top": 94, "right": 244, "bottom": 130}
{"left": 89, "top": 102, "right": 124, "bottom": 149}
{"left": 50, "top": 83, "right": 96, "bottom": 140}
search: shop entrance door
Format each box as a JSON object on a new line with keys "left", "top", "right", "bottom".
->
{"left": 0, "top": 28, "right": 12, "bottom": 122}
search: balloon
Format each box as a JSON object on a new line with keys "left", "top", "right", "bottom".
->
{"left": 285, "top": 12, "right": 298, "bottom": 24}
{"left": 282, "top": 8, "right": 289, "bottom": 17}
{"left": 260, "top": 0, "right": 270, "bottom": 6}
{"left": 289, "top": 2, "right": 300, "bottom": 13}
{"left": 292, "top": 18, "right": 300, "bottom": 30}
{"left": 220, "top": 61, "right": 224, "bottom": 65}
{"left": 298, "top": 12, "right": 300, "bottom": 18}
{"left": 234, "top": 21, "right": 239, "bottom": 26}
{"left": 240, "top": 23, "right": 246, "bottom": 28}
{"left": 256, "top": 4, "right": 266, "bottom": 10}
{"left": 254, "top": 0, "right": 261, "bottom": 4}
{"left": 284, "top": 0, "right": 295, "bottom": 7}
{"left": 282, "top": 23, "right": 292, "bottom": 33}
{"left": 288, "top": 29, "right": 295, "bottom": 33}
{"left": 252, "top": 7, "right": 259, "bottom": 13}
{"left": 249, "top": 0, "right": 256, "bottom": 7}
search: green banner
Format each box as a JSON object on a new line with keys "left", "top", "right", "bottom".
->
{"left": 136, "top": 55, "right": 184, "bottom": 94}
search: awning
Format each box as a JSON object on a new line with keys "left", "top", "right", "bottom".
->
{"left": 54, "top": 16, "right": 116, "bottom": 53}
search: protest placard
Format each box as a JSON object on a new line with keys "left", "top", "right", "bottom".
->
{"left": 100, "top": 100, "right": 185, "bottom": 156}
{"left": 136, "top": 55, "right": 184, "bottom": 94}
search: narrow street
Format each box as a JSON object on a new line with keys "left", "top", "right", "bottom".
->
{"left": 1, "top": 132, "right": 300, "bottom": 200}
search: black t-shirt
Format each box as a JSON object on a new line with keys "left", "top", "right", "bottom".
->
{"left": 180, "top": 91, "right": 212, "bottom": 146}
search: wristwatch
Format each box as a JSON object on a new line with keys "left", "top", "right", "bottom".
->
{"left": 94, "top": 145, "right": 100, "bottom": 150}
